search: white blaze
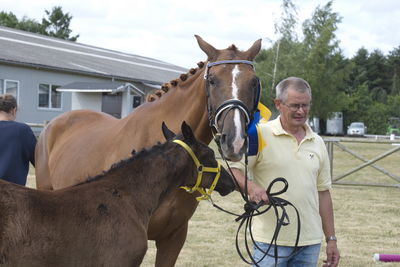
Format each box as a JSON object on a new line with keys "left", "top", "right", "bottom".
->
{"left": 231, "top": 65, "right": 245, "bottom": 154}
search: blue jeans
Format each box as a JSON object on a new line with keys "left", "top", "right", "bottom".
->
{"left": 252, "top": 241, "right": 321, "bottom": 267}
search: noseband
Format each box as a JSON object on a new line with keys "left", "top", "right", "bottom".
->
{"left": 173, "top": 140, "right": 221, "bottom": 201}
{"left": 204, "top": 60, "right": 257, "bottom": 141}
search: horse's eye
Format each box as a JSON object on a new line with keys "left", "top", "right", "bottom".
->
{"left": 208, "top": 76, "right": 216, "bottom": 86}
{"left": 252, "top": 78, "right": 259, "bottom": 89}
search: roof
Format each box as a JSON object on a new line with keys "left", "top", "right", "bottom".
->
{"left": 57, "top": 81, "right": 155, "bottom": 95}
{"left": 0, "top": 26, "right": 187, "bottom": 84}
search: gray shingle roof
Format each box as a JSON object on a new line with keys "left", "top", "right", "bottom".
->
{"left": 0, "top": 26, "right": 188, "bottom": 84}
{"left": 58, "top": 81, "right": 124, "bottom": 92}
{"left": 57, "top": 81, "right": 153, "bottom": 96}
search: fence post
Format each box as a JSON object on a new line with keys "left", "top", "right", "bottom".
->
{"left": 326, "top": 140, "right": 334, "bottom": 181}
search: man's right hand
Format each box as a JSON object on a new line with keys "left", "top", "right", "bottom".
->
{"left": 230, "top": 168, "right": 269, "bottom": 205}
{"left": 247, "top": 180, "right": 269, "bottom": 205}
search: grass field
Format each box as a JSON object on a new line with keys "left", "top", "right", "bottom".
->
{"left": 27, "top": 140, "right": 400, "bottom": 266}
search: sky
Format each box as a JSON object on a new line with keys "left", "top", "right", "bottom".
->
{"left": 1, "top": 0, "right": 399, "bottom": 68}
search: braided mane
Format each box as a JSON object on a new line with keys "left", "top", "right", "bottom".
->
{"left": 227, "top": 44, "right": 238, "bottom": 51}
{"left": 145, "top": 61, "right": 205, "bottom": 102}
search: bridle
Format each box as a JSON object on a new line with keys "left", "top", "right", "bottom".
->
{"left": 173, "top": 140, "right": 221, "bottom": 201}
{"left": 203, "top": 59, "right": 301, "bottom": 266}
{"left": 203, "top": 60, "right": 259, "bottom": 143}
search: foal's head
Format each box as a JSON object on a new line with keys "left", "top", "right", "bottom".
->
{"left": 162, "top": 121, "right": 235, "bottom": 197}
{"left": 195, "top": 35, "right": 262, "bottom": 162}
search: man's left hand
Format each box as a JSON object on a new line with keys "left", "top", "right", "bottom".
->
{"left": 323, "top": 241, "right": 340, "bottom": 267}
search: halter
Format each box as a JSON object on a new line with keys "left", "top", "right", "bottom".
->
{"left": 173, "top": 140, "right": 221, "bottom": 201}
{"left": 204, "top": 60, "right": 257, "bottom": 140}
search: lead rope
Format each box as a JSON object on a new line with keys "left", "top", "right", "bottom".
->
{"left": 211, "top": 137, "right": 301, "bottom": 267}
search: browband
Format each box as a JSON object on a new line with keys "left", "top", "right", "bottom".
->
{"left": 204, "top": 60, "right": 255, "bottom": 79}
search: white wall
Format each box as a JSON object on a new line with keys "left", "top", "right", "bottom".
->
{"left": 71, "top": 92, "right": 102, "bottom": 111}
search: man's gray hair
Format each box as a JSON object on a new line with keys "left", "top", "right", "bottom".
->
{"left": 275, "top": 77, "right": 312, "bottom": 102}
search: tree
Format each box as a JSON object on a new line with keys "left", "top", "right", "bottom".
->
{"left": 256, "top": 0, "right": 351, "bottom": 121}
{"left": 274, "top": 0, "right": 299, "bottom": 43}
{"left": 18, "top": 16, "right": 45, "bottom": 34}
{"left": 0, "top": 11, "right": 19, "bottom": 28}
{"left": 42, "top": 6, "right": 79, "bottom": 41}
{"left": 1, "top": 11, "right": 44, "bottom": 34}
{"left": 255, "top": 49, "right": 276, "bottom": 108}
{"left": 254, "top": 0, "right": 398, "bottom": 133}
{"left": 365, "top": 49, "right": 391, "bottom": 100}
{"left": 256, "top": 0, "right": 304, "bottom": 109}
{"left": 347, "top": 48, "right": 368, "bottom": 94}
{"left": 387, "top": 46, "right": 400, "bottom": 95}
{"left": 387, "top": 95, "right": 400, "bottom": 118}
{"left": 301, "top": 1, "right": 349, "bottom": 120}
{"left": 0, "top": 7, "right": 78, "bottom": 41}
{"left": 343, "top": 83, "right": 372, "bottom": 128}
{"left": 364, "top": 102, "right": 389, "bottom": 134}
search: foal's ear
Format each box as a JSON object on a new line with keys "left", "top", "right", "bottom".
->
{"left": 181, "top": 121, "right": 196, "bottom": 143}
{"left": 162, "top": 122, "right": 176, "bottom": 141}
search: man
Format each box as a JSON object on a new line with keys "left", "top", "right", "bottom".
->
{"left": 231, "top": 77, "right": 340, "bottom": 266}
{"left": 0, "top": 94, "right": 36, "bottom": 185}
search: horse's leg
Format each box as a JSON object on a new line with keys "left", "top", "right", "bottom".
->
{"left": 154, "top": 222, "right": 189, "bottom": 267}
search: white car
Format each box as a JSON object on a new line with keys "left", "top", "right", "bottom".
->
{"left": 347, "top": 122, "right": 367, "bottom": 136}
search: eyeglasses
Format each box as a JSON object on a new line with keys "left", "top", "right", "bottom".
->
{"left": 282, "top": 102, "right": 311, "bottom": 111}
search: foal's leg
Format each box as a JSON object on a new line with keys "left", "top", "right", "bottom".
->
{"left": 154, "top": 222, "right": 188, "bottom": 267}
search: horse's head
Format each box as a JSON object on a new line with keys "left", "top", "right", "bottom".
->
{"left": 195, "top": 35, "right": 262, "bottom": 162}
{"left": 162, "top": 121, "right": 235, "bottom": 197}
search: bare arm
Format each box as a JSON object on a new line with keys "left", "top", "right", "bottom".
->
{"left": 231, "top": 168, "right": 269, "bottom": 204}
{"left": 319, "top": 190, "right": 340, "bottom": 267}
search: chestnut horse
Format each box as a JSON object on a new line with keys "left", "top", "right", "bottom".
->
{"left": 0, "top": 122, "right": 235, "bottom": 267}
{"left": 35, "top": 35, "right": 262, "bottom": 266}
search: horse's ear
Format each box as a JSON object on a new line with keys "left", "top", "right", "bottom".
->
{"left": 181, "top": 121, "right": 196, "bottom": 144}
{"left": 162, "top": 122, "right": 176, "bottom": 141}
{"left": 244, "top": 39, "right": 262, "bottom": 61}
{"left": 195, "top": 35, "right": 218, "bottom": 61}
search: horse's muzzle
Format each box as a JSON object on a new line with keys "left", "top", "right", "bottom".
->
{"left": 219, "top": 133, "right": 247, "bottom": 162}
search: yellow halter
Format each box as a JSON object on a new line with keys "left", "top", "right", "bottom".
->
{"left": 173, "top": 140, "right": 221, "bottom": 201}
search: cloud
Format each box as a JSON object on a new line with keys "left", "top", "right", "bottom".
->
{"left": 331, "top": 0, "right": 400, "bottom": 56}
{"left": 1, "top": 0, "right": 399, "bottom": 68}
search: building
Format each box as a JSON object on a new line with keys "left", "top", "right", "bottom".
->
{"left": 0, "top": 26, "right": 187, "bottom": 131}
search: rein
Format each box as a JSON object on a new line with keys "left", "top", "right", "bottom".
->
{"left": 233, "top": 176, "right": 300, "bottom": 267}
{"left": 211, "top": 146, "right": 301, "bottom": 267}
{"left": 173, "top": 140, "right": 221, "bottom": 201}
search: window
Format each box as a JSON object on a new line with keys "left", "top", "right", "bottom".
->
{"left": 1, "top": 80, "right": 19, "bottom": 100}
{"left": 132, "top": 95, "right": 141, "bottom": 108}
{"left": 38, "top": 83, "right": 62, "bottom": 109}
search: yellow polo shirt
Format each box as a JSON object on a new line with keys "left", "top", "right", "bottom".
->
{"left": 231, "top": 116, "right": 331, "bottom": 246}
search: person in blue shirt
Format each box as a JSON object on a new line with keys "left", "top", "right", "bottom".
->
{"left": 0, "top": 94, "right": 36, "bottom": 185}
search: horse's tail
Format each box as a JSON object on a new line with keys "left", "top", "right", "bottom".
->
{"left": 35, "top": 122, "right": 54, "bottom": 190}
